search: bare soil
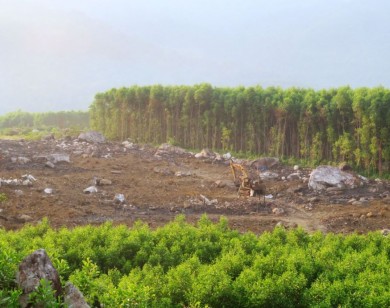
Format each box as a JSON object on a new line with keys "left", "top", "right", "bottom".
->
{"left": 1, "top": 138, "right": 390, "bottom": 234}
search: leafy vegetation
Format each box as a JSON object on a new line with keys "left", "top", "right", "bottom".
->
{"left": 90, "top": 85, "right": 390, "bottom": 175}
{"left": 1, "top": 216, "right": 389, "bottom": 307}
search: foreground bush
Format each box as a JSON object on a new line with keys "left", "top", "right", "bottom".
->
{"left": 1, "top": 216, "right": 389, "bottom": 307}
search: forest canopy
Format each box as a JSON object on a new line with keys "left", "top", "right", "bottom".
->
{"left": 89, "top": 85, "right": 390, "bottom": 175}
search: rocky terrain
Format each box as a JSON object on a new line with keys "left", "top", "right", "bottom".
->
{"left": 1, "top": 133, "right": 390, "bottom": 234}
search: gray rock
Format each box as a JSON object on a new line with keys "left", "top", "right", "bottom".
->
{"left": 194, "top": 148, "right": 214, "bottom": 159}
{"left": 154, "top": 143, "right": 187, "bottom": 156}
{"left": 260, "top": 171, "right": 279, "bottom": 180}
{"left": 250, "top": 157, "right": 279, "bottom": 171}
{"left": 272, "top": 208, "right": 285, "bottom": 215}
{"left": 97, "top": 178, "right": 112, "bottom": 186}
{"left": 308, "top": 165, "right": 359, "bottom": 191}
{"left": 83, "top": 186, "right": 98, "bottom": 194}
{"left": 19, "top": 214, "right": 33, "bottom": 222}
{"left": 64, "top": 282, "right": 90, "bottom": 308}
{"left": 16, "top": 249, "right": 62, "bottom": 308}
{"left": 78, "top": 131, "right": 105, "bottom": 143}
{"left": 45, "top": 161, "right": 56, "bottom": 168}
{"left": 287, "top": 172, "right": 301, "bottom": 181}
{"left": 47, "top": 153, "right": 70, "bottom": 164}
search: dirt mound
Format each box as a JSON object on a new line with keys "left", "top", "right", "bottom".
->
{"left": 1, "top": 138, "right": 389, "bottom": 234}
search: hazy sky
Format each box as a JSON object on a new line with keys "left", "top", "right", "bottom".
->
{"left": 1, "top": 0, "right": 389, "bottom": 114}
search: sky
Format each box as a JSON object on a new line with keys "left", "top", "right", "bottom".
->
{"left": 0, "top": 0, "right": 389, "bottom": 115}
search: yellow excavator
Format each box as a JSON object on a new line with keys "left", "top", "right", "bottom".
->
{"left": 230, "top": 160, "right": 266, "bottom": 200}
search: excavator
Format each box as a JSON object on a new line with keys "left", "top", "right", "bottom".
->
{"left": 229, "top": 160, "right": 266, "bottom": 201}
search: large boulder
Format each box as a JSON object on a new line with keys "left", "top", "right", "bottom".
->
{"left": 64, "top": 282, "right": 90, "bottom": 308}
{"left": 16, "top": 249, "right": 62, "bottom": 307}
{"left": 78, "top": 131, "right": 105, "bottom": 143}
{"left": 250, "top": 157, "right": 279, "bottom": 171}
{"left": 308, "top": 165, "right": 359, "bottom": 191}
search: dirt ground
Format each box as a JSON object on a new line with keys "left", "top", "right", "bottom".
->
{"left": 1, "top": 137, "right": 390, "bottom": 234}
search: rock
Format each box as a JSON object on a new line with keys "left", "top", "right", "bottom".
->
{"left": 348, "top": 198, "right": 357, "bottom": 204}
{"left": 195, "top": 148, "right": 214, "bottom": 159}
{"left": 113, "top": 193, "right": 126, "bottom": 204}
{"left": 64, "top": 282, "right": 90, "bottom": 308}
{"left": 287, "top": 172, "right": 300, "bottom": 181}
{"left": 78, "top": 131, "right": 105, "bottom": 143}
{"left": 15, "top": 157, "right": 31, "bottom": 164}
{"left": 222, "top": 152, "right": 232, "bottom": 160}
{"left": 272, "top": 208, "right": 285, "bottom": 215}
{"left": 214, "top": 180, "right": 226, "bottom": 188}
{"left": 42, "top": 133, "right": 55, "bottom": 141}
{"left": 45, "top": 161, "right": 56, "bottom": 168}
{"left": 122, "top": 140, "right": 135, "bottom": 149}
{"left": 308, "top": 165, "right": 360, "bottom": 191}
{"left": 47, "top": 153, "right": 70, "bottom": 164}
{"left": 366, "top": 212, "right": 373, "bottom": 218}
{"left": 15, "top": 189, "right": 24, "bottom": 196}
{"left": 83, "top": 186, "right": 98, "bottom": 194}
{"left": 293, "top": 165, "right": 300, "bottom": 171}
{"left": 16, "top": 249, "right": 62, "bottom": 307}
{"left": 19, "top": 214, "right": 33, "bottom": 222}
{"left": 250, "top": 157, "right": 279, "bottom": 171}
{"left": 309, "top": 196, "right": 320, "bottom": 203}
{"left": 44, "top": 188, "right": 54, "bottom": 194}
{"left": 381, "top": 229, "right": 390, "bottom": 236}
{"left": 175, "top": 171, "right": 192, "bottom": 177}
{"left": 97, "top": 179, "right": 112, "bottom": 186}
{"left": 260, "top": 171, "right": 279, "bottom": 180}
{"left": 153, "top": 166, "right": 174, "bottom": 176}
{"left": 154, "top": 143, "right": 187, "bottom": 156}
{"left": 199, "top": 194, "right": 218, "bottom": 206}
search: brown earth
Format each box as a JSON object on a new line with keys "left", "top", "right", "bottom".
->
{"left": 1, "top": 138, "right": 390, "bottom": 234}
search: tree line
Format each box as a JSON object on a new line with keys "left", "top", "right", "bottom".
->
{"left": 89, "top": 84, "right": 389, "bottom": 175}
{"left": 0, "top": 110, "right": 89, "bottom": 131}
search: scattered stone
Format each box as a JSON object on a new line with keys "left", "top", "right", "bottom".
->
{"left": 366, "top": 212, "right": 373, "bottom": 218}
{"left": 64, "top": 282, "right": 90, "bottom": 308}
{"left": 293, "top": 165, "right": 300, "bottom": 171}
{"left": 16, "top": 249, "right": 62, "bottom": 308}
{"left": 265, "top": 194, "right": 273, "bottom": 199}
{"left": 111, "top": 170, "right": 122, "bottom": 174}
{"left": 272, "top": 208, "right": 285, "bottom": 215}
{"left": 309, "top": 196, "right": 320, "bottom": 203}
{"left": 83, "top": 186, "right": 98, "bottom": 194}
{"left": 348, "top": 198, "right": 357, "bottom": 204}
{"left": 78, "top": 131, "right": 105, "bottom": 143}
